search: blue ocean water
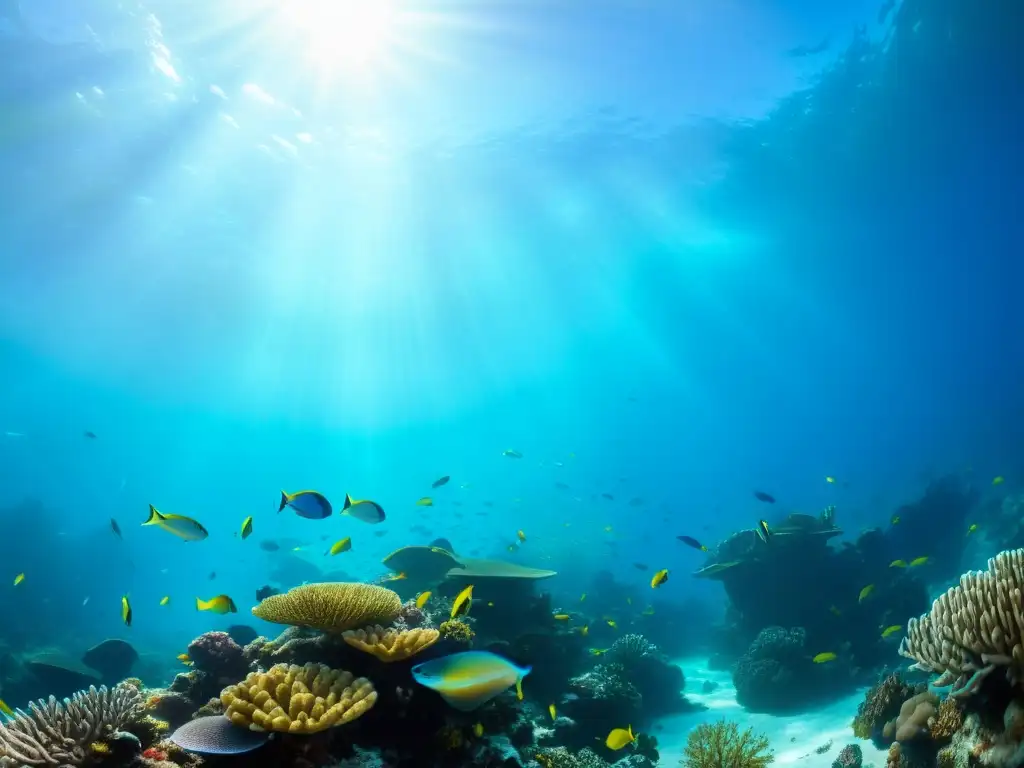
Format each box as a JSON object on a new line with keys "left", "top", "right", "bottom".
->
{"left": 0, "top": 0, "right": 1020, "bottom": 737}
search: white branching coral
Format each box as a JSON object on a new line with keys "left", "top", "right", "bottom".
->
{"left": 0, "top": 683, "right": 143, "bottom": 766}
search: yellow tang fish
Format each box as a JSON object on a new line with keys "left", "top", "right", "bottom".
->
{"left": 909, "top": 556, "right": 929, "bottom": 567}
{"left": 196, "top": 595, "right": 238, "bottom": 614}
{"left": 451, "top": 584, "right": 474, "bottom": 619}
{"left": 517, "top": 530, "right": 526, "bottom": 543}
{"left": 143, "top": 505, "right": 209, "bottom": 542}
{"left": 0, "top": 698, "right": 14, "bottom": 718}
{"left": 813, "top": 652, "right": 837, "bottom": 663}
{"left": 12, "top": 573, "right": 24, "bottom": 587}
{"left": 160, "top": 596, "right": 170, "bottom": 606}
{"left": 590, "top": 648, "right": 607, "bottom": 656}
{"left": 881, "top": 625, "right": 902, "bottom": 638}
{"left": 240, "top": 516, "right": 253, "bottom": 540}
{"left": 890, "top": 560, "right": 907, "bottom": 568}
{"left": 416, "top": 591, "right": 432, "bottom": 609}
{"left": 859, "top": 584, "right": 874, "bottom": 602}
{"left": 606, "top": 726, "right": 636, "bottom": 751}
{"left": 417, "top": 497, "right": 433, "bottom": 507}
{"left": 579, "top": 625, "right": 589, "bottom": 636}
{"left": 176, "top": 653, "right": 191, "bottom": 664}
{"left": 650, "top": 569, "right": 669, "bottom": 588}
{"left": 328, "top": 537, "right": 352, "bottom": 556}
{"left": 993, "top": 476, "right": 1005, "bottom": 486}
{"left": 967, "top": 524, "right": 979, "bottom": 536}
{"left": 606, "top": 619, "right": 617, "bottom": 629}
{"left": 553, "top": 614, "right": 570, "bottom": 621}
{"left": 548, "top": 703, "right": 557, "bottom": 720}
{"left": 121, "top": 595, "right": 132, "bottom": 627}
{"left": 473, "top": 723, "right": 484, "bottom": 737}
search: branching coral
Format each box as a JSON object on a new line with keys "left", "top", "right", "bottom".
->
{"left": 928, "top": 697, "right": 963, "bottom": 742}
{"left": 251, "top": 582, "right": 402, "bottom": 633}
{"left": 0, "top": 683, "right": 143, "bottom": 767}
{"left": 220, "top": 662, "right": 376, "bottom": 733}
{"left": 606, "top": 634, "right": 658, "bottom": 666}
{"left": 342, "top": 625, "right": 440, "bottom": 662}
{"left": 899, "top": 548, "right": 1024, "bottom": 697}
{"left": 682, "top": 720, "right": 774, "bottom": 768}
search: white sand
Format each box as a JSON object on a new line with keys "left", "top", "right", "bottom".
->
{"left": 653, "top": 657, "right": 890, "bottom": 767}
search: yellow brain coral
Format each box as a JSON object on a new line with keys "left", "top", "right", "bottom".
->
{"left": 221, "top": 662, "right": 376, "bottom": 734}
{"left": 342, "top": 625, "right": 440, "bottom": 662}
{"left": 251, "top": 582, "right": 402, "bottom": 632}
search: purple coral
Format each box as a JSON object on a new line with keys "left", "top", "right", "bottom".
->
{"left": 186, "top": 632, "right": 248, "bottom": 682}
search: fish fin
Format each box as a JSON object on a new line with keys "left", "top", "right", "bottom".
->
{"left": 195, "top": 597, "right": 206, "bottom": 611}
{"left": 344, "top": 493, "right": 353, "bottom": 510}
{"left": 278, "top": 492, "right": 289, "bottom": 512}
{"left": 143, "top": 505, "right": 163, "bottom": 525}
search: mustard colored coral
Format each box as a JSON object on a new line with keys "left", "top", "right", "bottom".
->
{"left": 251, "top": 582, "right": 402, "bottom": 633}
{"left": 439, "top": 619, "right": 474, "bottom": 644}
{"left": 220, "top": 662, "right": 376, "bottom": 734}
{"left": 683, "top": 720, "right": 774, "bottom": 768}
{"left": 342, "top": 625, "right": 440, "bottom": 662}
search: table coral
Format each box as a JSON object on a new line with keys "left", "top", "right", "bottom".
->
{"left": 682, "top": 720, "right": 774, "bottom": 768}
{"left": 342, "top": 625, "right": 440, "bottom": 661}
{"left": 221, "top": 662, "right": 376, "bottom": 733}
{"left": 251, "top": 582, "right": 402, "bottom": 633}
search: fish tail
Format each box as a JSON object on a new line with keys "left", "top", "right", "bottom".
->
{"left": 343, "top": 493, "right": 353, "bottom": 510}
{"left": 278, "top": 492, "right": 289, "bottom": 512}
{"left": 195, "top": 597, "right": 207, "bottom": 611}
{"left": 143, "top": 505, "right": 163, "bottom": 525}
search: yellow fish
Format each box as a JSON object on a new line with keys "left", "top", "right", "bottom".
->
{"left": 967, "top": 524, "right": 979, "bottom": 536}
{"left": 328, "top": 537, "right": 352, "bottom": 556}
{"left": 121, "top": 595, "right": 132, "bottom": 627}
{"left": 0, "top": 698, "right": 13, "bottom": 718}
{"left": 176, "top": 653, "right": 191, "bottom": 664}
{"left": 143, "top": 505, "right": 209, "bottom": 541}
{"left": 580, "top": 593, "right": 587, "bottom": 602}
{"left": 829, "top": 605, "right": 842, "bottom": 617}
{"left": 603, "top": 525, "right": 613, "bottom": 533}
{"left": 891, "top": 514, "right": 901, "bottom": 525}
{"left": 416, "top": 591, "right": 432, "bottom": 609}
{"left": 417, "top": 497, "right": 433, "bottom": 507}
{"left": 606, "top": 619, "right": 617, "bottom": 629}
{"left": 548, "top": 703, "right": 557, "bottom": 720}
{"left": 487, "top": 602, "right": 495, "bottom": 607}
{"left": 507, "top": 545, "right": 516, "bottom": 552}
{"left": 650, "top": 569, "right": 669, "bottom": 588}
{"left": 451, "top": 584, "right": 474, "bottom": 619}
{"left": 473, "top": 723, "right": 484, "bottom": 737}
{"left": 12, "top": 573, "right": 24, "bottom": 587}
{"left": 240, "top": 516, "right": 253, "bottom": 540}
{"left": 859, "top": 584, "right": 874, "bottom": 602}
{"left": 909, "top": 556, "right": 930, "bottom": 567}
{"left": 160, "top": 596, "right": 170, "bottom": 606}
{"left": 881, "top": 625, "right": 902, "bottom": 638}
{"left": 384, "top": 572, "right": 408, "bottom": 582}
{"left": 579, "top": 625, "right": 589, "bottom": 636}
{"left": 813, "top": 652, "right": 837, "bottom": 664}
{"left": 826, "top": 476, "right": 835, "bottom": 483}
{"left": 553, "top": 614, "right": 570, "bottom": 621}
{"left": 590, "top": 648, "right": 607, "bottom": 656}
{"left": 890, "top": 559, "right": 907, "bottom": 568}
{"left": 606, "top": 726, "right": 636, "bottom": 751}
{"left": 642, "top": 606, "right": 655, "bottom": 616}
{"left": 196, "top": 595, "right": 238, "bottom": 614}
{"left": 517, "top": 530, "right": 526, "bottom": 543}
{"left": 993, "top": 476, "right": 1005, "bottom": 485}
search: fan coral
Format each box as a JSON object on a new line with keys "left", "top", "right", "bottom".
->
{"left": 852, "top": 673, "right": 922, "bottom": 740}
{"left": 607, "top": 634, "right": 658, "bottom": 666}
{"left": 342, "top": 625, "right": 440, "bottom": 662}
{"left": 251, "top": 582, "right": 402, "bottom": 633}
{"left": 0, "top": 683, "right": 143, "bottom": 767}
{"left": 899, "top": 548, "right": 1024, "bottom": 697}
{"left": 221, "top": 662, "right": 376, "bottom": 733}
{"left": 439, "top": 619, "right": 475, "bottom": 644}
{"left": 682, "top": 720, "right": 774, "bottom": 768}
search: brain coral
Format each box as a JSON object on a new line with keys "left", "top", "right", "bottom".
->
{"left": 221, "top": 662, "right": 376, "bottom": 733}
{"left": 251, "top": 582, "right": 402, "bottom": 633}
{"left": 342, "top": 625, "right": 440, "bottom": 662}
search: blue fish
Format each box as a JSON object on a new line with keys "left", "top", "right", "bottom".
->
{"left": 411, "top": 651, "right": 531, "bottom": 711}
{"left": 278, "top": 490, "right": 332, "bottom": 520}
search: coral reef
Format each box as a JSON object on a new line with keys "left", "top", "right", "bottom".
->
{"left": 252, "top": 582, "right": 403, "bottom": 632}
{"left": 832, "top": 743, "right": 862, "bottom": 768}
{"left": 852, "top": 672, "right": 924, "bottom": 743}
{"left": 342, "top": 625, "right": 440, "bottom": 662}
{"left": 439, "top": 619, "right": 475, "bottom": 644}
{"left": 606, "top": 635, "right": 658, "bottom": 667}
{"left": 186, "top": 632, "right": 249, "bottom": 684}
{"left": 682, "top": 720, "right": 774, "bottom": 768}
{"left": 221, "top": 662, "right": 377, "bottom": 733}
{"left": 731, "top": 627, "right": 809, "bottom": 713}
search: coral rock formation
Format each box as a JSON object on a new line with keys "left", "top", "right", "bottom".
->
{"left": 251, "top": 582, "right": 403, "bottom": 633}
{"left": 341, "top": 625, "right": 440, "bottom": 662}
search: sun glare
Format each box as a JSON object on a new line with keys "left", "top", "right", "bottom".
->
{"left": 278, "top": 0, "right": 398, "bottom": 70}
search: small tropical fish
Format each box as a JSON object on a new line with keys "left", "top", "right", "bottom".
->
{"left": 517, "top": 530, "right": 526, "bottom": 543}
{"left": 502, "top": 449, "right": 523, "bottom": 458}
{"left": 626, "top": 597, "right": 633, "bottom": 605}
{"left": 812, "top": 652, "right": 837, "bottom": 664}
{"left": 259, "top": 540, "right": 281, "bottom": 552}
{"left": 177, "top": 653, "right": 191, "bottom": 663}
{"left": 82, "top": 596, "right": 90, "bottom": 606}
{"left": 279, "top": 490, "right": 333, "bottom": 520}
{"left": 603, "top": 525, "right": 613, "bottom": 533}
{"left": 553, "top": 614, "right": 570, "bottom": 621}
{"left": 606, "top": 725, "right": 636, "bottom": 750}
{"left": 829, "top": 605, "right": 842, "bottom": 617}
{"left": 507, "top": 544, "right": 516, "bottom": 552}
{"left": 548, "top": 703, "right": 557, "bottom": 720}
{"left": 432, "top": 476, "right": 450, "bottom": 489}
{"left": 579, "top": 625, "right": 589, "bottom": 636}
{"left": 411, "top": 651, "right": 531, "bottom": 711}
{"left": 451, "top": 584, "right": 474, "bottom": 618}
{"left": 160, "top": 596, "right": 170, "bottom": 606}
{"left": 208, "top": 571, "right": 217, "bottom": 580}
{"left": 328, "top": 537, "right": 352, "bottom": 556}
{"left": 555, "top": 481, "right": 570, "bottom": 490}
{"left": 642, "top": 606, "right": 655, "bottom": 616}
{"left": 993, "top": 476, "right": 1005, "bottom": 486}
{"left": 12, "top": 573, "right": 24, "bottom": 586}
{"left": 110, "top": 518, "right": 122, "bottom": 539}
{"left": 909, "top": 556, "right": 930, "bottom": 567}
{"left": 580, "top": 593, "right": 587, "bottom": 602}
{"left": 755, "top": 520, "right": 772, "bottom": 543}
{"left": 650, "top": 569, "right": 669, "bottom": 588}
{"left": 143, "top": 505, "right": 209, "bottom": 542}
{"left": 602, "top": 493, "right": 614, "bottom": 500}
{"left": 825, "top": 476, "right": 835, "bottom": 484}
{"left": 881, "top": 625, "right": 902, "bottom": 638}
{"left": 487, "top": 601, "right": 495, "bottom": 607}
{"left": 606, "top": 619, "right": 617, "bottom": 629}
{"left": 196, "top": 595, "right": 238, "bottom": 614}
{"left": 676, "top": 535, "right": 708, "bottom": 552}
{"left": 84, "top": 431, "right": 97, "bottom": 439}
{"left": 891, "top": 514, "right": 901, "bottom": 525}
{"left": 858, "top": 584, "right": 874, "bottom": 602}
{"left": 416, "top": 591, "right": 432, "bottom": 609}
{"left": 417, "top": 497, "right": 433, "bottom": 507}
{"left": 0, "top": 698, "right": 14, "bottom": 718}
{"left": 753, "top": 491, "right": 776, "bottom": 503}
{"left": 384, "top": 572, "right": 408, "bottom": 582}
{"left": 240, "top": 516, "right": 253, "bottom": 540}
{"left": 967, "top": 524, "right": 979, "bottom": 536}
{"left": 343, "top": 494, "right": 386, "bottom": 524}
{"left": 122, "top": 595, "right": 133, "bottom": 627}
{"left": 890, "top": 559, "right": 907, "bottom": 568}
{"left": 473, "top": 723, "right": 484, "bottom": 737}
